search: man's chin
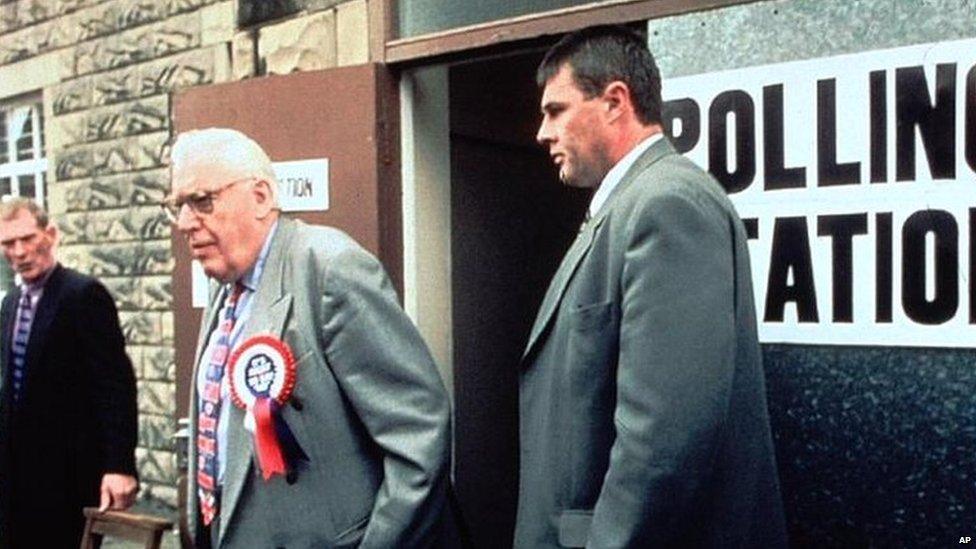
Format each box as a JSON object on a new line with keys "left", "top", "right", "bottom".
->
{"left": 560, "top": 174, "right": 590, "bottom": 189}
{"left": 17, "top": 267, "right": 41, "bottom": 283}
{"left": 204, "top": 270, "right": 232, "bottom": 283}
{"left": 198, "top": 261, "right": 229, "bottom": 282}
{"left": 559, "top": 170, "right": 576, "bottom": 187}
{"left": 560, "top": 167, "right": 602, "bottom": 189}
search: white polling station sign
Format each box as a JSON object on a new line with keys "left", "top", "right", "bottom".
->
{"left": 660, "top": 37, "right": 976, "bottom": 347}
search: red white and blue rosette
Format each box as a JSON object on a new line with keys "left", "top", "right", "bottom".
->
{"left": 228, "top": 335, "right": 307, "bottom": 480}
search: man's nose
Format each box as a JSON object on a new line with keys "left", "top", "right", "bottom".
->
{"left": 175, "top": 205, "right": 199, "bottom": 233}
{"left": 536, "top": 119, "right": 553, "bottom": 146}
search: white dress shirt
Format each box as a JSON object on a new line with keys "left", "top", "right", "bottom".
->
{"left": 588, "top": 132, "right": 665, "bottom": 219}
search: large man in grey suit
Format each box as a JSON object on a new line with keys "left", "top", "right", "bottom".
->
{"left": 515, "top": 26, "right": 787, "bottom": 548}
{"left": 164, "top": 128, "right": 450, "bottom": 548}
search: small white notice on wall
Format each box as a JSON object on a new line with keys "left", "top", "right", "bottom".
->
{"left": 273, "top": 158, "right": 330, "bottom": 212}
{"left": 191, "top": 260, "right": 209, "bottom": 309}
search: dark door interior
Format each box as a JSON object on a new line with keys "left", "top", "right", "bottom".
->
{"left": 449, "top": 52, "right": 590, "bottom": 548}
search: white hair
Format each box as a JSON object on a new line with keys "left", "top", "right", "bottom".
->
{"left": 170, "top": 127, "right": 280, "bottom": 206}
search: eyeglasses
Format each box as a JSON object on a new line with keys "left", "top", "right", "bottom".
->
{"left": 160, "top": 177, "right": 255, "bottom": 223}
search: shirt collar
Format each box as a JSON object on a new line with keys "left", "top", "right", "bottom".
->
{"left": 588, "top": 132, "right": 664, "bottom": 218}
{"left": 236, "top": 220, "right": 278, "bottom": 293}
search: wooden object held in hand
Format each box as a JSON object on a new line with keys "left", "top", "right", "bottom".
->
{"left": 79, "top": 507, "right": 174, "bottom": 549}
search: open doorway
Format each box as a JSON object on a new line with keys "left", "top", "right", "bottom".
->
{"left": 449, "top": 52, "right": 590, "bottom": 547}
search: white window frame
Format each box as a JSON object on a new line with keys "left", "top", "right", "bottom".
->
{"left": 0, "top": 94, "right": 47, "bottom": 204}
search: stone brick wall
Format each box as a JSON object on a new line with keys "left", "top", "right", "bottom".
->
{"left": 0, "top": 0, "right": 373, "bottom": 507}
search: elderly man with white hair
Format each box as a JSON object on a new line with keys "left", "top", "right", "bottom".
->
{"left": 165, "top": 128, "right": 450, "bottom": 548}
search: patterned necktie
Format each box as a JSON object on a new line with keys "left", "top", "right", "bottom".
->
{"left": 10, "top": 290, "right": 33, "bottom": 404}
{"left": 197, "top": 283, "right": 244, "bottom": 527}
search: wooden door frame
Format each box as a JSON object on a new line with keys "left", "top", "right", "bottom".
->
{"left": 376, "top": 0, "right": 761, "bottom": 66}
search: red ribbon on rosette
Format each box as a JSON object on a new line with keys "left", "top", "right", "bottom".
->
{"left": 228, "top": 335, "right": 307, "bottom": 480}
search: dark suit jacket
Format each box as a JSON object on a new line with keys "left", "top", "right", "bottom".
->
{"left": 186, "top": 218, "right": 451, "bottom": 548}
{"left": 515, "top": 139, "right": 787, "bottom": 548}
{"left": 0, "top": 265, "right": 138, "bottom": 548}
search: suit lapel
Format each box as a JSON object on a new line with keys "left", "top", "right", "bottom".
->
{"left": 521, "top": 137, "right": 676, "bottom": 364}
{"left": 218, "top": 218, "right": 295, "bottom": 547}
{"left": 21, "top": 266, "right": 64, "bottom": 395}
{"left": 0, "top": 290, "right": 18, "bottom": 385}
{"left": 0, "top": 289, "right": 19, "bottom": 423}
{"left": 522, "top": 215, "right": 604, "bottom": 362}
{"left": 187, "top": 275, "right": 223, "bottom": 540}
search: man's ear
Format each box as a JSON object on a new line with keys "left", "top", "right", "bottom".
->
{"left": 602, "top": 81, "right": 632, "bottom": 123}
{"left": 38, "top": 223, "right": 59, "bottom": 255}
{"left": 253, "top": 179, "right": 276, "bottom": 219}
{"left": 44, "top": 223, "right": 59, "bottom": 245}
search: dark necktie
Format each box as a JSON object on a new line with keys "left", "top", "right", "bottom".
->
{"left": 10, "top": 290, "right": 33, "bottom": 404}
{"left": 197, "top": 283, "right": 244, "bottom": 526}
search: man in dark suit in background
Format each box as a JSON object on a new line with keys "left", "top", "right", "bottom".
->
{"left": 515, "top": 26, "right": 787, "bottom": 548}
{"left": 0, "top": 198, "right": 138, "bottom": 547}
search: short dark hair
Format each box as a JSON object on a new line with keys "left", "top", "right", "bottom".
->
{"left": 537, "top": 25, "right": 662, "bottom": 125}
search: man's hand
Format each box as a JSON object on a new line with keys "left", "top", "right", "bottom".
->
{"left": 98, "top": 473, "right": 139, "bottom": 511}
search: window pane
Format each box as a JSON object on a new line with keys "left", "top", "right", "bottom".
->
{"left": 15, "top": 107, "right": 34, "bottom": 161}
{"left": 0, "top": 110, "right": 7, "bottom": 164}
{"left": 397, "top": 0, "right": 593, "bottom": 38}
{"left": 0, "top": 99, "right": 46, "bottom": 210}
{"left": 39, "top": 172, "right": 46, "bottom": 206}
{"left": 18, "top": 174, "right": 35, "bottom": 199}
{"left": 37, "top": 106, "right": 45, "bottom": 157}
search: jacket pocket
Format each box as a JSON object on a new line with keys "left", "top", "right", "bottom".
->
{"left": 565, "top": 301, "right": 618, "bottom": 503}
{"left": 569, "top": 300, "right": 614, "bottom": 332}
{"left": 558, "top": 510, "right": 593, "bottom": 548}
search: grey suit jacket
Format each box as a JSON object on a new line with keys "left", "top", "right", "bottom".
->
{"left": 514, "top": 138, "right": 787, "bottom": 548}
{"left": 187, "top": 217, "right": 451, "bottom": 548}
